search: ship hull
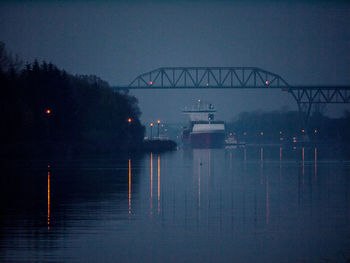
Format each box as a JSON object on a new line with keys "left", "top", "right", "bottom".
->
{"left": 185, "top": 132, "right": 225, "bottom": 148}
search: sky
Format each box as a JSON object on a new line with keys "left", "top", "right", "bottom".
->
{"left": 1, "top": 0, "right": 350, "bottom": 124}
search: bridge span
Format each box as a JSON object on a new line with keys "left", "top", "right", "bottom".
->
{"left": 112, "top": 67, "right": 350, "bottom": 127}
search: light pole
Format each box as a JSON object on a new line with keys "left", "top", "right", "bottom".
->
{"left": 150, "top": 123, "right": 154, "bottom": 140}
{"left": 45, "top": 108, "right": 52, "bottom": 142}
{"left": 157, "top": 120, "right": 160, "bottom": 139}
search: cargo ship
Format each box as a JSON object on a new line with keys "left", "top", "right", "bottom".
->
{"left": 182, "top": 100, "right": 225, "bottom": 148}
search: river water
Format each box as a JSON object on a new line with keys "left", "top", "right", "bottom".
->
{"left": 1, "top": 146, "right": 350, "bottom": 263}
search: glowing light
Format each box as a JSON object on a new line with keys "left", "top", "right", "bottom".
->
{"left": 301, "top": 129, "right": 305, "bottom": 133}
{"left": 314, "top": 129, "right": 318, "bottom": 133}
{"left": 128, "top": 118, "right": 132, "bottom": 123}
{"left": 280, "top": 131, "right": 282, "bottom": 135}
{"left": 45, "top": 109, "right": 51, "bottom": 115}
{"left": 243, "top": 132, "right": 247, "bottom": 136}
{"left": 149, "top": 81, "right": 152, "bottom": 85}
{"left": 265, "top": 80, "right": 269, "bottom": 85}
{"left": 150, "top": 123, "right": 154, "bottom": 127}
{"left": 157, "top": 120, "right": 160, "bottom": 124}
{"left": 260, "top": 132, "right": 264, "bottom": 136}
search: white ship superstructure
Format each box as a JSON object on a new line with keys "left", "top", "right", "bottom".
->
{"left": 182, "top": 100, "right": 225, "bottom": 148}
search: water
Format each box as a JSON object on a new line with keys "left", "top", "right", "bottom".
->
{"left": 1, "top": 146, "right": 350, "bottom": 263}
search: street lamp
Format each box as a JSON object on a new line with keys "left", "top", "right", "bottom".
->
{"left": 150, "top": 123, "right": 154, "bottom": 140}
{"left": 157, "top": 120, "right": 161, "bottom": 139}
{"left": 128, "top": 118, "right": 132, "bottom": 123}
{"left": 44, "top": 108, "right": 52, "bottom": 142}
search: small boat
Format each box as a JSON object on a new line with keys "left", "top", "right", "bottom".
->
{"left": 225, "top": 134, "right": 246, "bottom": 148}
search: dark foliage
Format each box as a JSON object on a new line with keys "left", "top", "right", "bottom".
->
{"left": 0, "top": 42, "right": 145, "bottom": 158}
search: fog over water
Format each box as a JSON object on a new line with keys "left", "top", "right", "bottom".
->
{"left": 1, "top": 0, "right": 349, "bottom": 122}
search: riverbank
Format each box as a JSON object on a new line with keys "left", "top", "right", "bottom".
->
{"left": 142, "top": 139, "right": 177, "bottom": 153}
{"left": 0, "top": 139, "right": 177, "bottom": 160}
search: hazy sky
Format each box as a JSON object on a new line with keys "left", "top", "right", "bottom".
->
{"left": 1, "top": 0, "right": 350, "bottom": 123}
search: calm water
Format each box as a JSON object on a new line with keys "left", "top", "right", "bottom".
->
{"left": 1, "top": 146, "right": 350, "bottom": 263}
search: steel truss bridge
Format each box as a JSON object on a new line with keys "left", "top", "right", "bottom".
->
{"left": 113, "top": 67, "right": 350, "bottom": 127}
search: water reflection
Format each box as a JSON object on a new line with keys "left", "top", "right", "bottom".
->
{"left": 129, "top": 159, "right": 131, "bottom": 215}
{"left": 198, "top": 157, "right": 201, "bottom": 208}
{"left": 302, "top": 147, "right": 305, "bottom": 185}
{"left": 315, "top": 147, "right": 318, "bottom": 178}
{"left": 150, "top": 153, "right": 153, "bottom": 217}
{"left": 260, "top": 147, "right": 264, "bottom": 185}
{"left": 1, "top": 146, "right": 350, "bottom": 263}
{"left": 266, "top": 173, "right": 269, "bottom": 225}
{"left": 47, "top": 168, "right": 50, "bottom": 230}
{"left": 158, "top": 155, "right": 160, "bottom": 214}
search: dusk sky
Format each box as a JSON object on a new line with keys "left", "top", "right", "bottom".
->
{"left": 1, "top": 0, "right": 349, "bottom": 123}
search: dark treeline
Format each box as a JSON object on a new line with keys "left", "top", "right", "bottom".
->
{"left": 0, "top": 42, "right": 144, "bottom": 158}
{"left": 227, "top": 109, "right": 350, "bottom": 144}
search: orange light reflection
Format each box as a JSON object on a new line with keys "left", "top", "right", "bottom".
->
{"left": 279, "top": 147, "right": 282, "bottom": 182}
{"left": 198, "top": 158, "right": 201, "bottom": 208}
{"left": 302, "top": 147, "right": 305, "bottom": 184}
{"left": 157, "top": 155, "right": 160, "bottom": 214}
{"left": 314, "top": 147, "right": 317, "bottom": 178}
{"left": 150, "top": 153, "right": 153, "bottom": 217}
{"left": 47, "top": 170, "right": 50, "bottom": 230}
{"left": 260, "top": 147, "right": 264, "bottom": 184}
{"left": 266, "top": 176, "right": 269, "bottom": 225}
{"left": 279, "top": 147, "right": 282, "bottom": 161}
{"left": 129, "top": 159, "right": 131, "bottom": 215}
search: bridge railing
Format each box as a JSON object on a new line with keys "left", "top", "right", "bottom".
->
{"left": 127, "top": 67, "right": 290, "bottom": 89}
